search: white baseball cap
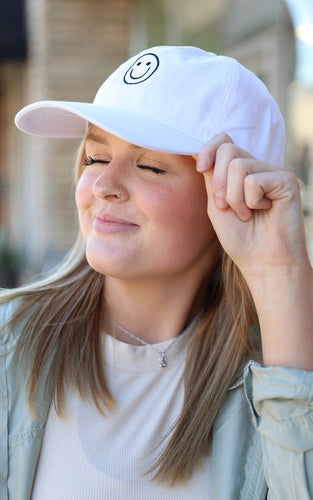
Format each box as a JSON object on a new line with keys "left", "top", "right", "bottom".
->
{"left": 15, "top": 45, "right": 285, "bottom": 166}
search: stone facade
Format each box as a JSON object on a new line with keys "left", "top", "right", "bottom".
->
{"left": 8, "top": 0, "right": 136, "bottom": 279}
{"left": 0, "top": 0, "right": 312, "bottom": 282}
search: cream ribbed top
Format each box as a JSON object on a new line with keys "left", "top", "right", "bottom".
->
{"left": 31, "top": 328, "right": 210, "bottom": 499}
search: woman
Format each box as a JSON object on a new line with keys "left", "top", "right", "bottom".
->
{"left": 1, "top": 46, "right": 313, "bottom": 499}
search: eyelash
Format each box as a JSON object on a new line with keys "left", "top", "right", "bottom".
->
{"left": 82, "top": 156, "right": 108, "bottom": 167}
{"left": 138, "top": 165, "right": 166, "bottom": 175}
{"left": 82, "top": 156, "right": 166, "bottom": 175}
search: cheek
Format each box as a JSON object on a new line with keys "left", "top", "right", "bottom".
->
{"left": 75, "top": 176, "right": 94, "bottom": 235}
{"left": 146, "top": 183, "right": 214, "bottom": 250}
{"left": 75, "top": 173, "right": 93, "bottom": 210}
{"left": 173, "top": 195, "right": 214, "bottom": 246}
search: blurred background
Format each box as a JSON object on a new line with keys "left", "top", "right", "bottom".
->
{"left": 0, "top": 0, "right": 312, "bottom": 286}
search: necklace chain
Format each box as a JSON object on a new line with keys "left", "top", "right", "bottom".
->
{"left": 110, "top": 319, "right": 180, "bottom": 368}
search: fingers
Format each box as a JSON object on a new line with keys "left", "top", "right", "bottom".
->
{"left": 194, "top": 132, "right": 234, "bottom": 172}
{"left": 195, "top": 134, "right": 256, "bottom": 214}
{"left": 212, "top": 145, "right": 256, "bottom": 214}
{"left": 196, "top": 133, "right": 285, "bottom": 221}
{"left": 224, "top": 158, "right": 275, "bottom": 220}
{"left": 244, "top": 170, "right": 300, "bottom": 207}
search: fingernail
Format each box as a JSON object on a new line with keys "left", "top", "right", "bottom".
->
{"left": 196, "top": 157, "right": 209, "bottom": 172}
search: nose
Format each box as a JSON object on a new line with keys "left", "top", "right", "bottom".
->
{"left": 92, "top": 163, "right": 129, "bottom": 202}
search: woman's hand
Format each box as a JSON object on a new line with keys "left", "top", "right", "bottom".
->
{"left": 194, "top": 133, "right": 313, "bottom": 370}
{"left": 194, "top": 133, "right": 308, "bottom": 277}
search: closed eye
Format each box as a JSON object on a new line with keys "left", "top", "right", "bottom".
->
{"left": 137, "top": 164, "right": 166, "bottom": 175}
{"left": 82, "top": 157, "right": 166, "bottom": 174}
{"left": 82, "top": 156, "right": 109, "bottom": 167}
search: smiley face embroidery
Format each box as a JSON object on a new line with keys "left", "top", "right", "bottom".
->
{"left": 123, "top": 53, "right": 159, "bottom": 84}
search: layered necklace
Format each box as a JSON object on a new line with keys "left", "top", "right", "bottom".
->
{"left": 110, "top": 319, "right": 182, "bottom": 368}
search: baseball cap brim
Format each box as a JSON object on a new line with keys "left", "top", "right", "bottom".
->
{"left": 14, "top": 101, "right": 205, "bottom": 155}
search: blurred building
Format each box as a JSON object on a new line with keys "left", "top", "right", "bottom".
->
{"left": 0, "top": 0, "right": 312, "bottom": 284}
{"left": 0, "top": 0, "right": 135, "bottom": 282}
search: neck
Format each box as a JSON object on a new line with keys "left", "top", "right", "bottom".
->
{"left": 102, "top": 271, "right": 212, "bottom": 344}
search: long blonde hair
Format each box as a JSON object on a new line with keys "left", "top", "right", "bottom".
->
{"left": 0, "top": 134, "right": 259, "bottom": 485}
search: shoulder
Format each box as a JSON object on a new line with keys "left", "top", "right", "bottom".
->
{"left": 0, "top": 297, "right": 23, "bottom": 354}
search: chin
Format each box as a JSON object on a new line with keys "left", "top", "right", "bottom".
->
{"left": 86, "top": 252, "right": 119, "bottom": 277}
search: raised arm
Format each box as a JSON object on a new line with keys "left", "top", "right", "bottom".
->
{"left": 195, "top": 133, "right": 313, "bottom": 370}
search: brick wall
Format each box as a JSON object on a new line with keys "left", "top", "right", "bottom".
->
{"left": 5, "top": 0, "right": 313, "bottom": 280}
{"left": 14, "top": 0, "right": 135, "bottom": 278}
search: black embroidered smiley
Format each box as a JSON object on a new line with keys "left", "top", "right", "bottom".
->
{"left": 123, "top": 53, "right": 159, "bottom": 84}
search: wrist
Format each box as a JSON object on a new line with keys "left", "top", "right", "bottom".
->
{"left": 248, "top": 266, "right": 313, "bottom": 370}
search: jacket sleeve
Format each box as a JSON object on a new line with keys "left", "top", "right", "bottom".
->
{"left": 0, "top": 300, "right": 15, "bottom": 500}
{"left": 244, "top": 361, "right": 313, "bottom": 500}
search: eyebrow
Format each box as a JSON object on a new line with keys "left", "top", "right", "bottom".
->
{"left": 86, "top": 130, "right": 141, "bottom": 150}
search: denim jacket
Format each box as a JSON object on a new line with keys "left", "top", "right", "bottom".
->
{"left": 1, "top": 300, "right": 313, "bottom": 499}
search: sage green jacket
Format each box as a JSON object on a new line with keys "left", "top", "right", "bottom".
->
{"left": 1, "top": 300, "right": 313, "bottom": 499}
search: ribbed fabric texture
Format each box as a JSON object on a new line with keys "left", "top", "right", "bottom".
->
{"left": 31, "top": 327, "right": 210, "bottom": 499}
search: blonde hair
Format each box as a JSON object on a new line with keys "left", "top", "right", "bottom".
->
{"left": 0, "top": 134, "right": 259, "bottom": 485}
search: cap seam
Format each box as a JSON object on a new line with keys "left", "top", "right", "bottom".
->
{"left": 213, "top": 58, "right": 237, "bottom": 136}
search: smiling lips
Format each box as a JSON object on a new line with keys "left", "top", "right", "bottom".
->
{"left": 93, "top": 213, "right": 138, "bottom": 234}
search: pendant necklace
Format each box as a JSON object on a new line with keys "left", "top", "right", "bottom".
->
{"left": 110, "top": 319, "right": 181, "bottom": 368}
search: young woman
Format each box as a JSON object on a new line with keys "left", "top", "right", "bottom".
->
{"left": 1, "top": 46, "right": 313, "bottom": 499}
